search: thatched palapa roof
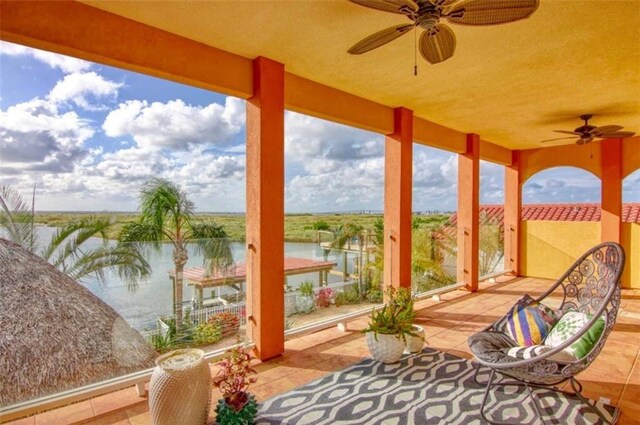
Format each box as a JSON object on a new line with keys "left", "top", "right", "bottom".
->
{"left": 0, "top": 238, "right": 157, "bottom": 407}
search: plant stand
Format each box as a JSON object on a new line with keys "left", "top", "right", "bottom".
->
{"left": 149, "top": 349, "right": 211, "bottom": 425}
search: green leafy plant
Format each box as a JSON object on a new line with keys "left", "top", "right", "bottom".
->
{"left": 312, "top": 220, "right": 330, "bottom": 231}
{"left": 150, "top": 332, "right": 174, "bottom": 353}
{"left": 192, "top": 321, "right": 223, "bottom": 346}
{"left": 366, "top": 287, "right": 383, "bottom": 304}
{"left": 214, "top": 342, "right": 258, "bottom": 424}
{"left": 362, "top": 287, "right": 416, "bottom": 341}
{"left": 297, "top": 280, "right": 315, "bottom": 297}
{"left": 335, "top": 286, "right": 361, "bottom": 306}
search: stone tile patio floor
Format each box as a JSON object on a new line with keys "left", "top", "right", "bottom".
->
{"left": 5, "top": 276, "right": 640, "bottom": 425}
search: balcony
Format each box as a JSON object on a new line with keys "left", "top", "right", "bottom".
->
{"left": 0, "top": 1, "right": 639, "bottom": 423}
{"left": 4, "top": 276, "right": 638, "bottom": 425}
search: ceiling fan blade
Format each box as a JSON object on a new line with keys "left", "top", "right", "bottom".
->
{"left": 446, "top": 0, "right": 539, "bottom": 26}
{"left": 348, "top": 24, "right": 414, "bottom": 55}
{"left": 419, "top": 24, "right": 456, "bottom": 64}
{"left": 348, "top": 0, "right": 418, "bottom": 14}
{"left": 553, "top": 130, "right": 582, "bottom": 135}
{"left": 540, "top": 136, "right": 579, "bottom": 143}
{"left": 596, "top": 131, "right": 636, "bottom": 139}
{"left": 590, "top": 125, "right": 623, "bottom": 135}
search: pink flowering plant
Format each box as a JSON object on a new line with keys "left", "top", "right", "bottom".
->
{"left": 316, "top": 287, "right": 333, "bottom": 308}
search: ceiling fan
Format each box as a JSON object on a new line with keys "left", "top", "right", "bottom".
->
{"left": 347, "top": 0, "right": 539, "bottom": 65}
{"left": 541, "top": 114, "right": 636, "bottom": 145}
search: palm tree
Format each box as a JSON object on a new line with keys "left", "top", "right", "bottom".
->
{"left": 478, "top": 211, "right": 505, "bottom": 276}
{"left": 0, "top": 184, "right": 151, "bottom": 287}
{"left": 411, "top": 227, "right": 456, "bottom": 292}
{"left": 119, "top": 178, "right": 233, "bottom": 328}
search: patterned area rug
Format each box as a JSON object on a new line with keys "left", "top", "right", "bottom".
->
{"left": 256, "top": 348, "right": 618, "bottom": 425}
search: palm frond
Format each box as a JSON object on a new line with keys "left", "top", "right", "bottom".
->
{"left": 41, "top": 216, "right": 110, "bottom": 266}
{"left": 119, "top": 221, "right": 165, "bottom": 252}
{"left": 0, "top": 185, "right": 37, "bottom": 251}
{"left": 189, "top": 221, "right": 234, "bottom": 272}
{"left": 138, "top": 178, "right": 194, "bottom": 236}
{"left": 63, "top": 244, "right": 151, "bottom": 289}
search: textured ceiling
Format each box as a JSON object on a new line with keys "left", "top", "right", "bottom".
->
{"left": 83, "top": 0, "right": 640, "bottom": 150}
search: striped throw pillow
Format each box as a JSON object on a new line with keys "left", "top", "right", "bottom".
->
{"left": 503, "top": 295, "right": 562, "bottom": 347}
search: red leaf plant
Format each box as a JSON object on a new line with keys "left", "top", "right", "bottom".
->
{"left": 214, "top": 342, "right": 258, "bottom": 411}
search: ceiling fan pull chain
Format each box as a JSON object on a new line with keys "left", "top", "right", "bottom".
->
{"left": 414, "top": 26, "right": 418, "bottom": 76}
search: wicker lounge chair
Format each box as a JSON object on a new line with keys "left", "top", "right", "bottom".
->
{"left": 468, "top": 242, "right": 625, "bottom": 424}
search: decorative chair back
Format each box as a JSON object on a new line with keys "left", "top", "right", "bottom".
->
{"left": 541, "top": 242, "right": 625, "bottom": 374}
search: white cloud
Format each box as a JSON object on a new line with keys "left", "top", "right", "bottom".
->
{"left": 285, "top": 112, "right": 383, "bottom": 171}
{"left": 48, "top": 72, "right": 123, "bottom": 110}
{"left": 0, "top": 97, "right": 92, "bottom": 173}
{"left": 102, "top": 97, "right": 245, "bottom": 150}
{"left": 0, "top": 41, "right": 92, "bottom": 74}
{"left": 523, "top": 167, "right": 601, "bottom": 203}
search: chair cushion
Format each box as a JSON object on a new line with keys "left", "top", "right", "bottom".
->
{"left": 497, "top": 294, "right": 562, "bottom": 347}
{"left": 468, "top": 331, "right": 519, "bottom": 364}
{"left": 544, "top": 311, "right": 606, "bottom": 361}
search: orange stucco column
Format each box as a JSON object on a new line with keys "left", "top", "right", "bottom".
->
{"left": 504, "top": 150, "right": 522, "bottom": 275}
{"left": 457, "top": 134, "right": 480, "bottom": 291}
{"left": 246, "top": 57, "right": 285, "bottom": 361}
{"left": 601, "top": 138, "right": 622, "bottom": 243}
{"left": 384, "top": 107, "right": 413, "bottom": 290}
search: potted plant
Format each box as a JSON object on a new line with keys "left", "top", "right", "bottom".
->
{"left": 362, "top": 287, "right": 417, "bottom": 363}
{"left": 296, "top": 280, "right": 316, "bottom": 314}
{"left": 405, "top": 324, "right": 426, "bottom": 354}
{"left": 214, "top": 342, "right": 258, "bottom": 425}
{"left": 316, "top": 287, "right": 333, "bottom": 308}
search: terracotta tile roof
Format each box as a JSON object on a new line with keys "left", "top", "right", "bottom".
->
{"left": 448, "top": 203, "right": 640, "bottom": 225}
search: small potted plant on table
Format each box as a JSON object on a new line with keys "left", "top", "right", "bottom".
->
{"left": 363, "top": 287, "right": 418, "bottom": 363}
{"left": 214, "top": 342, "right": 258, "bottom": 425}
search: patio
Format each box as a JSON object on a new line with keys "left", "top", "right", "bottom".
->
{"left": 0, "top": 1, "right": 639, "bottom": 423}
{"left": 6, "top": 276, "right": 639, "bottom": 425}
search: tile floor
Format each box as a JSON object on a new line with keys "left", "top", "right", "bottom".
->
{"left": 4, "top": 277, "right": 639, "bottom": 424}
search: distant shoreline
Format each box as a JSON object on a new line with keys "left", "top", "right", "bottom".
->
{"left": 33, "top": 211, "right": 453, "bottom": 243}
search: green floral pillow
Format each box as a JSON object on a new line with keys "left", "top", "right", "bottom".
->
{"left": 544, "top": 311, "right": 606, "bottom": 361}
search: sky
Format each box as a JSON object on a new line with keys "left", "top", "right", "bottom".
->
{"left": 1, "top": 41, "right": 637, "bottom": 213}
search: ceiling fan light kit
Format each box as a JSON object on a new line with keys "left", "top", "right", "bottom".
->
{"left": 347, "top": 0, "right": 539, "bottom": 64}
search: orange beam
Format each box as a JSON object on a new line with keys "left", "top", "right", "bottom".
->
{"left": 384, "top": 108, "right": 413, "bottom": 290}
{"left": 0, "top": 1, "right": 516, "bottom": 165}
{"left": 0, "top": 0, "right": 253, "bottom": 98}
{"left": 480, "top": 139, "right": 512, "bottom": 166}
{"left": 285, "top": 73, "right": 394, "bottom": 134}
{"left": 601, "top": 138, "right": 622, "bottom": 243}
{"left": 246, "top": 57, "right": 285, "bottom": 361}
{"left": 457, "top": 134, "right": 480, "bottom": 291}
{"left": 413, "top": 116, "right": 466, "bottom": 153}
{"left": 504, "top": 150, "right": 522, "bottom": 275}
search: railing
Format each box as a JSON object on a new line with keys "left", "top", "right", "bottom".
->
{"left": 140, "top": 302, "right": 247, "bottom": 343}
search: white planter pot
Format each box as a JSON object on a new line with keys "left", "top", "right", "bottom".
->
{"left": 149, "top": 349, "right": 211, "bottom": 425}
{"left": 366, "top": 332, "right": 405, "bottom": 364}
{"left": 405, "top": 324, "right": 426, "bottom": 354}
{"left": 296, "top": 295, "right": 315, "bottom": 314}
